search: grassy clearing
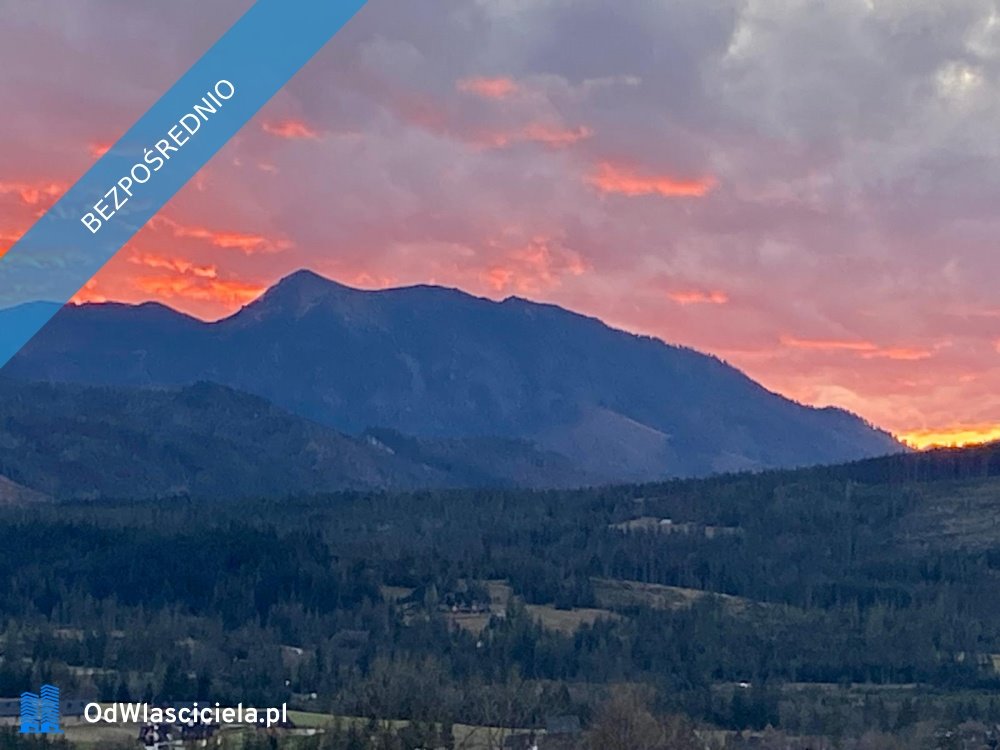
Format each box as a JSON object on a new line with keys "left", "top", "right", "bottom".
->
{"left": 592, "top": 577, "right": 753, "bottom": 613}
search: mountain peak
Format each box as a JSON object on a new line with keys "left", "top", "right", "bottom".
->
{"left": 240, "top": 269, "right": 362, "bottom": 321}
{"left": 271, "top": 269, "right": 359, "bottom": 296}
{"left": 277, "top": 268, "right": 336, "bottom": 287}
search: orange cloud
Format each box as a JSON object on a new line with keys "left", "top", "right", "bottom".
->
{"left": 588, "top": 162, "right": 716, "bottom": 198}
{"left": 668, "top": 289, "right": 729, "bottom": 305}
{"left": 70, "top": 278, "right": 108, "bottom": 305}
{"left": 128, "top": 252, "right": 218, "bottom": 279}
{"left": 133, "top": 275, "right": 265, "bottom": 306}
{"left": 780, "top": 336, "right": 878, "bottom": 352}
{"left": 0, "top": 180, "right": 67, "bottom": 206}
{"left": 862, "top": 347, "right": 934, "bottom": 361}
{"left": 900, "top": 424, "right": 1000, "bottom": 450}
{"left": 457, "top": 76, "right": 520, "bottom": 99}
{"left": 89, "top": 142, "right": 111, "bottom": 158}
{"left": 151, "top": 217, "right": 291, "bottom": 254}
{"left": 780, "top": 336, "right": 933, "bottom": 361}
{"left": 350, "top": 271, "right": 400, "bottom": 289}
{"left": 482, "top": 237, "right": 588, "bottom": 295}
{"left": 262, "top": 119, "right": 319, "bottom": 140}
{"left": 0, "top": 228, "right": 24, "bottom": 258}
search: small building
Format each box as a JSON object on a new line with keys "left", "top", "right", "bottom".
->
{"left": 540, "top": 715, "right": 582, "bottom": 750}
{"left": 544, "top": 715, "right": 581, "bottom": 735}
{"left": 0, "top": 698, "right": 19, "bottom": 725}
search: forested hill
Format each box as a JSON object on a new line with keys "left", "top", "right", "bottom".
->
{"left": 0, "top": 379, "right": 591, "bottom": 499}
{"left": 4, "top": 439, "right": 1000, "bottom": 746}
{"left": 2, "top": 269, "right": 902, "bottom": 482}
{"left": 685, "top": 436, "right": 1000, "bottom": 490}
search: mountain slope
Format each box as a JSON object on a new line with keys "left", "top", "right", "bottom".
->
{"left": 0, "top": 474, "right": 50, "bottom": 505}
{"left": 0, "top": 379, "right": 443, "bottom": 499}
{"left": 0, "top": 379, "right": 596, "bottom": 499}
{"left": 2, "top": 271, "right": 903, "bottom": 480}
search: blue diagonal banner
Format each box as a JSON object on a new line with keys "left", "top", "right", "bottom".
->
{"left": 0, "top": 0, "right": 367, "bottom": 368}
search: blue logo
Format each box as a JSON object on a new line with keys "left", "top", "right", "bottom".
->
{"left": 19, "top": 684, "right": 63, "bottom": 735}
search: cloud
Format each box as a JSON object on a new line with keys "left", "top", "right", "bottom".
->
{"left": 587, "top": 162, "right": 716, "bottom": 198}
{"left": 780, "top": 336, "right": 880, "bottom": 353}
{"left": 261, "top": 119, "right": 320, "bottom": 140}
{"left": 70, "top": 278, "right": 107, "bottom": 305}
{"left": 668, "top": 289, "right": 729, "bottom": 305}
{"left": 0, "top": 180, "right": 67, "bottom": 206}
{"left": 88, "top": 142, "right": 111, "bottom": 158}
{"left": 132, "top": 275, "right": 265, "bottom": 306}
{"left": 456, "top": 76, "right": 520, "bottom": 99}
{"left": 127, "top": 252, "right": 218, "bottom": 279}
{"left": 481, "top": 122, "right": 593, "bottom": 150}
{"left": 482, "top": 237, "right": 589, "bottom": 295}
{"left": 150, "top": 217, "right": 292, "bottom": 254}
{"left": 519, "top": 123, "right": 593, "bottom": 148}
{"left": 861, "top": 347, "right": 934, "bottom": 362}
{"left": 780, "top": 336, "right": 934, "bottom": 361}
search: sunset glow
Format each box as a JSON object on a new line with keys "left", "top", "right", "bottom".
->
{"left": 4, "top": 0, "right": 1000, "bottom": 446}
{"left": 899, "top": 425, "right": 1000, "bottom": 451}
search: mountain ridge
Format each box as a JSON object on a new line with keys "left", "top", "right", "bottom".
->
{"left": 1, "top": 269, "right": 903, "bottom": 482}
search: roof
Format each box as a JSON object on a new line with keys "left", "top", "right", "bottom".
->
{"left": 544, "top": 715, "right": 581, "bottom": 735}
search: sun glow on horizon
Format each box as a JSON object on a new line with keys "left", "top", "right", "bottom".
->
{"left": 898, "top": 425, "right": 1000, "bottom": 450}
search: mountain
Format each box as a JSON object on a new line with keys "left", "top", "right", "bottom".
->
{"left": 0, "top": 474, "right": 50, "bottom": 505}
{"left": 0, "top": 379, "right": 592, "bottom": 499}
{"left": 1, "top": 270, "right": 903, "bottom": 481}
{"left": 0, "top": 300, "right": 61, "bottom": 363}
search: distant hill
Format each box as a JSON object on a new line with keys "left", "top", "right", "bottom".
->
{"left": 1, "top": 270, "right": 903, "bottom": 482}
{"left": 0, "top": 474, "right": 50, "bottom": 505}
{"left": 0, "top": 379, "right": 590, "bottom": 499}
{"left": 0, "top": 300, "right": 61, "bottom": 363}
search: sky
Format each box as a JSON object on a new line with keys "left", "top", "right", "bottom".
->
{"left": 1, "top": 0, "right": 1000, "bottom": 448}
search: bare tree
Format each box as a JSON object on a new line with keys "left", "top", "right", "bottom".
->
{"left": 587, "top": 687, "right": 701, "bottom": 750}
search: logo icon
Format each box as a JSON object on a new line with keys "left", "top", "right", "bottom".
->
{"left": 19, "top": 684, "right": 63, "bottom": 735}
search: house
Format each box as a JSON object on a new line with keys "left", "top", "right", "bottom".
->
{"left": 540, "top": 715, "right": 582, "bottom": 749}
{"left": 544, "top": 715, "right": 581, "bottom": 735}
{"left": 0, "top": 699, "right": 19, "bottom": 724}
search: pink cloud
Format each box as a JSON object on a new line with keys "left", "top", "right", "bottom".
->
{"left": 587, "top": 162, "right": 716, "bottom": 198}
{"left": 780, "top": 336, "right": 879, "bottom": 353}
{"left": 481, "top": 237, "right": 588, "bottom": 295}
{"left": 519, "top": 123, "right": 593, "bottom": 148}
{"left": 456, "top": 76, "right": 520, "bottom": 99}
{"left": 262, "top": 119, "right": 320, "bottom": 140}
{"left": 0, "top": 180, "right": 67, "bottom": 206}
{"left": 150, "top": 216, "right": 292, "bottom": 254}
{"left": 127, "top": 252, "right": 218, "bottom": 279}
{"left": 88, "top": 142, "right": 111, "bottom": 158}
{"left": 668, "top": 289, "right": 729, "bottom": 305}
{"left": 780, "top": 336, "right": 934, "bottom": 361}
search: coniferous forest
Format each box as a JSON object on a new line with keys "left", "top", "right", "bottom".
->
{"left": 4, "top": 446, "right": 1000, "bottom": 747}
